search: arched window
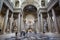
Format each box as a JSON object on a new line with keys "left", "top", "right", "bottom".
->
{"left": 15, "top": 1, "right": 19, "bottom": 7}
{"left": 41, "top": 0, "right": 45, "bottom": 6}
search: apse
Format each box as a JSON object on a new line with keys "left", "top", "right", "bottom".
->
{"left": 23, "top": 4, "right": 37, "bottom": 29}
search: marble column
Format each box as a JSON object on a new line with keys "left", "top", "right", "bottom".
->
{"left": 52, "top": 9, "right": 58, "bottom": 33}
{"left": 18, "top": 13, "right": 20, "bottom": 32}
{"left": 3, "top": 9, "right": 9, "bottom": 33}
{"left": 41, "top": 13, "right": 43, "bottom": 33}
{"left": 36, "top": 20, "right": 39, "bottom": 33}
{"left": 24, "top": 20, "right": 26, "bottom": 31}
{"left": 22, "top": 15, "right": 24, "bottom": 29}
{"left": 34, "top": 20, "right": 36, "bottom": 32}
{"left": 37, "top": 13, "right": 40, "bottom": 32}
{"left": 10, "top": 13, "right": 13, "bottom": 33}
{"left": 21, "top": 14, "right": 24, "bottom": 31}
{"left": 20, "top": 15, "right": 22, "bottom": 31}
{"left": 47, "top": 13, "right": 52, "bottom": 32}
{"left": 39, "top": 15, "right": 41, "bottom": 32}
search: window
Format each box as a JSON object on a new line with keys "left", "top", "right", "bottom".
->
{"left": 41, "top": 0, "right": 45, "bottom": 6}
{"left": 15, "top": 1, "right": 19, "bottom": 7}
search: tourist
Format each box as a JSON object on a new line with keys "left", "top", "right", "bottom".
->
{"left": 20, "top": 30, "right": 26, "bottom": 37}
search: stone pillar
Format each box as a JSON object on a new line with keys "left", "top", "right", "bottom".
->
{"left": 10, "top": 13, "right": 13, "bottom": 33}
{"left": 18, "top": 13, "right": 20, "bottom": 32}
{"left": 41, "top": 13, "right": 43, "bottom": 33}
{"left": 3, "top": 9, "right": 9, "bottom": 33}
{"left": 52, "top": 9, "right": 58, "bottom": 33}
{"left": 47, "top": 13, "right": 52, "bottom": 32}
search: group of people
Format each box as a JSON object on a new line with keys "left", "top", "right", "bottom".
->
{"left": 20, "top": 30, "right": 37, "bottom": 40}
{"left": 20, "top": 30, "right": 26, "bottom": 37}
{"left": 15, "top": 29, "right": 37, "bottom": 37}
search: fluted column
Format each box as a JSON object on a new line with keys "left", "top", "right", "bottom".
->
{"left": 52, "top": 9, "right": 58, "bottom": 33}
{"left": 10, "top": 13, "right": 13, "bottom": 33}
{"left": 41, "top": 13, "right": 43, "bottom": 33}
{"left": 3, "top": 9, "right": 9, "bottom": 33}
{"left": 47, "top": 13, "right": 52, "bottom": 32}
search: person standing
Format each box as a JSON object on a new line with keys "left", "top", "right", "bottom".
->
{"left": 15, "top": 31, "right": 18, "bottom": 40}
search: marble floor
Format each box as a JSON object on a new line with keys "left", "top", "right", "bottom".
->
{"left": 0, "top": 33, "right": 60, "bottom": 40}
